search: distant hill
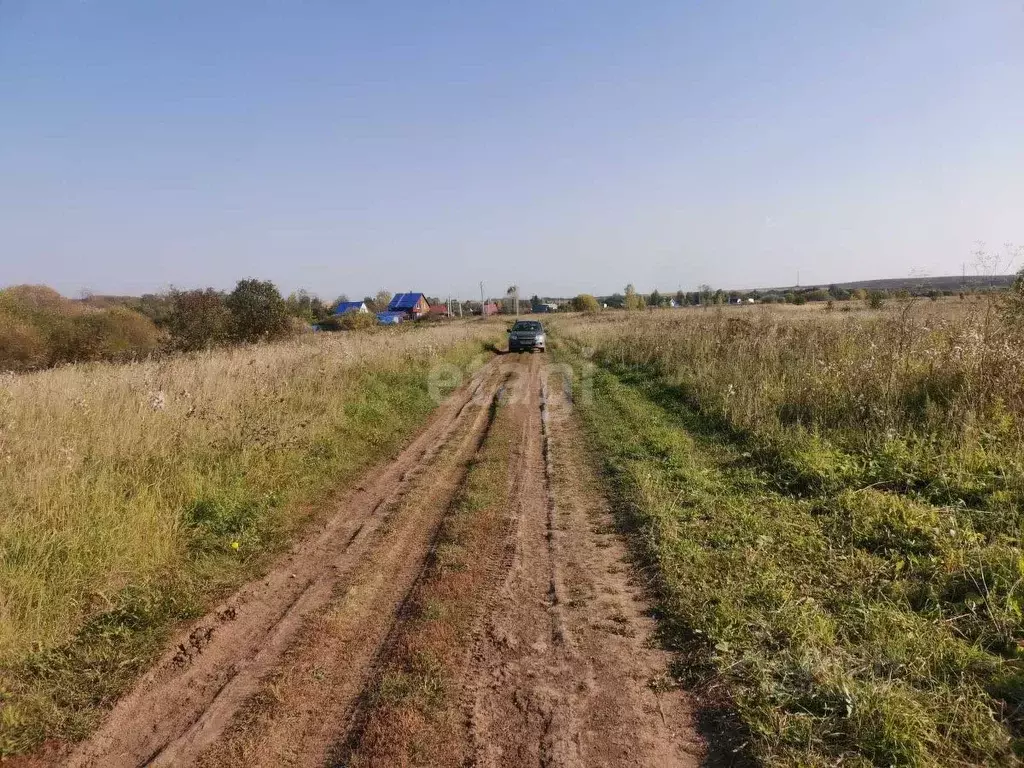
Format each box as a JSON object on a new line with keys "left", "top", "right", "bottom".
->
{"left": 767, "top": 274, "right": 1015, "bottom": 294}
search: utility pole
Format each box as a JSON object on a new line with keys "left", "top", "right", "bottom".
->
{"left": 479, "top": 281, "right": 485, "bottom": 313}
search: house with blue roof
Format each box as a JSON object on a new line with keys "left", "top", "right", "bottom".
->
{"left": 332, "top": 301, "right": 368, "bottom": 315}
{"left": 387, "top": 292, "right": 430, "bottom": 319}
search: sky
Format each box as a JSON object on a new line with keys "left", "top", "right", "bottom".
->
{"left": 1, "top": 1, "right": 1022, "bottom": 300}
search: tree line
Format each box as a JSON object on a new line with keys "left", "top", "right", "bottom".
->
{"left": 0, "top": 280, "right": 365, "bottom": 371}
{"left": 565, "top": 282, "right": 1011, "bottom": 313}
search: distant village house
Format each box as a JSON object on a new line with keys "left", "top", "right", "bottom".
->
{"left": 333, "top": 301, "right": 368, "bottom": 314}
{"left": 387, "top": 292, "right": 430, "bottom": 319}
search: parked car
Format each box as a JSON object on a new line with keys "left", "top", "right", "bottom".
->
{"left": 507, "top": 319, "right": 546, "bottom": 353}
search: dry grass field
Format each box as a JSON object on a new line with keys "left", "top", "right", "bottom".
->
{"left": 555, "top": 297, "right": 1024, "bottom": 766}
{"left": 7, "top": 297, "right": 1024, "bottom": 766}
{"left": 0, "top": 322, "right": 499, "bottom": 754}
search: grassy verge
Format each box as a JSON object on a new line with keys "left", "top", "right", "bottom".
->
{"left": 347, "top": 391, "right": 512, "bottom": 767}
{"left": 571, "top": 306, "right": 1024, "bottom": 525}
{"left": 0, "top": 325, "right": 498, "bottom": 756}
{"left": 557, "top": 339, "right": 1022, "bottom": 767}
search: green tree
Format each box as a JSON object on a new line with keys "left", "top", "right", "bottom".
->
{"left": 370, "top": 289, "right": 393, "bottom": 312}
{"left": 135, "top": 293, "right": 174, "bottom": 326}
{"left": 166, "top": 288, "right": 232, "bottom": 351}
{"left": 648, "top": 289, "right": 663, "bottom": 307}
{"left": 674, "top": 290, "right": 684, "bottom": 307}
{"left": 624, "top": 284, "right": 645, "bottom": 311}
{"left": 285, "top": 290, "right": 328, "bottom": 323}
{"left": 226, "top": 279, "right": 291, "bottom": 343}
{"left": 572, "top": 294, "right": 600, "bottom": 313}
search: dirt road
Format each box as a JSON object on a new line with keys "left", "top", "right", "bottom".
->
{"left": 61, "top": 353, "right": 708, "bottom": 768}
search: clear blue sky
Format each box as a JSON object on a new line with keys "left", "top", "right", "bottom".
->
{"left": 1, "top": 1, "right": 1021, "bottom": 300}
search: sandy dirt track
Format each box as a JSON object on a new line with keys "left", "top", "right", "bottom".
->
{"left": 56, "top": 353, "right": 711, "bottom": 767}
{"left": 465, "top": 356, "right": 704, "bottom": 768}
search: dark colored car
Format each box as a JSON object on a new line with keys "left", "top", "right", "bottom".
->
{"left": 507, "top": 319, "right": 546, "bottom": 353}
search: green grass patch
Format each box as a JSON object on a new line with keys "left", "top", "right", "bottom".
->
{"left": 558, "top": 343, "right": 1023, "bottom": 767}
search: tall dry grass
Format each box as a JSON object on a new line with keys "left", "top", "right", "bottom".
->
{"left": 565, "top": 299, "right": 1024, "bottom": 509}
{"left": 0, "top": 322, "right": 497, "bottom": 752}
{"left": 557, "top": 300, "right": 1024, "bottom": 765}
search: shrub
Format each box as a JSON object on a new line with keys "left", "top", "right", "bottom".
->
{"left": 571, "top": 294, "right": 600, "bottom": 313}
{"left": 336, "top": 311, "right": 378, "bottom": 331}
{"left": 867, "top": 290, "right": 886, "bottom": 309}
{"left": 48, "top": 309, "right": 161, "bottom": 365}
{"left": 0, "top": 285, "right": 67, "bottom": 313}
{"left": 82, "top": 308, "right": 162, "bottom": 362}
{"left": 316, "top": 310, "right": 377, "bottom": 332}
{"left": 1000, "top": 267, "right": 1024, "bottom": 332}
{"left": 166, "top": 289, "right": 232, "bottom": 351}
{"left": 0, "top": 285, "right": 160, "bottom": 368}
{"left": 226, "top": 279, "right": 292, "bottom": 343}
{"left": 0, "top": 315, "right": 47, "bottom": 371}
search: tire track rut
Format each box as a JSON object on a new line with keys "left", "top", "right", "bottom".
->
{"left": 465, "top": 354, "right": 706, "bottom": 767}
{"left": 60, "top": 350, "right": 713, "bottom": 767}
{"left": 64, "top": 359, "right": 503, "bottom": 768}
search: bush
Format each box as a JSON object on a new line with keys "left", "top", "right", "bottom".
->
{"left": 82, "top": 308, "right": 162, "bottom": 362}
{"left": 1000, "top": 267, "right": 1024, "bottom": 332}
{"left": 571, "top": 294, "right": 600, "bottom": 313}
{"left": 226, "top": 279, "right": 292, "bottom": 344}
{"left": 166, "top": 289, "right": 232, "bottom": 351}
{"left": 867, "top": 291, "right": 886, "bottom": 310}
{"left": 0, "top": 285, "right": 66, "bottom": 313}
{"left": 48, "top": 310, "right": 162, "bottom": 365}
{"left": 0, "top": 315, "right": 47, "bottom": 371}
{"left": 320, "top": 311, "right": 377, "bottom": 331}
{"left": 0, "top": 285, "right": 161, "bottom": 369}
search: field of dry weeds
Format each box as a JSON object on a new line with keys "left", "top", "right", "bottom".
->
{"left": 0, "top": 322, "right": 498, "bottom": 754}
{"left": 557, "top": 298, "right": 1024, "bottom": 766}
